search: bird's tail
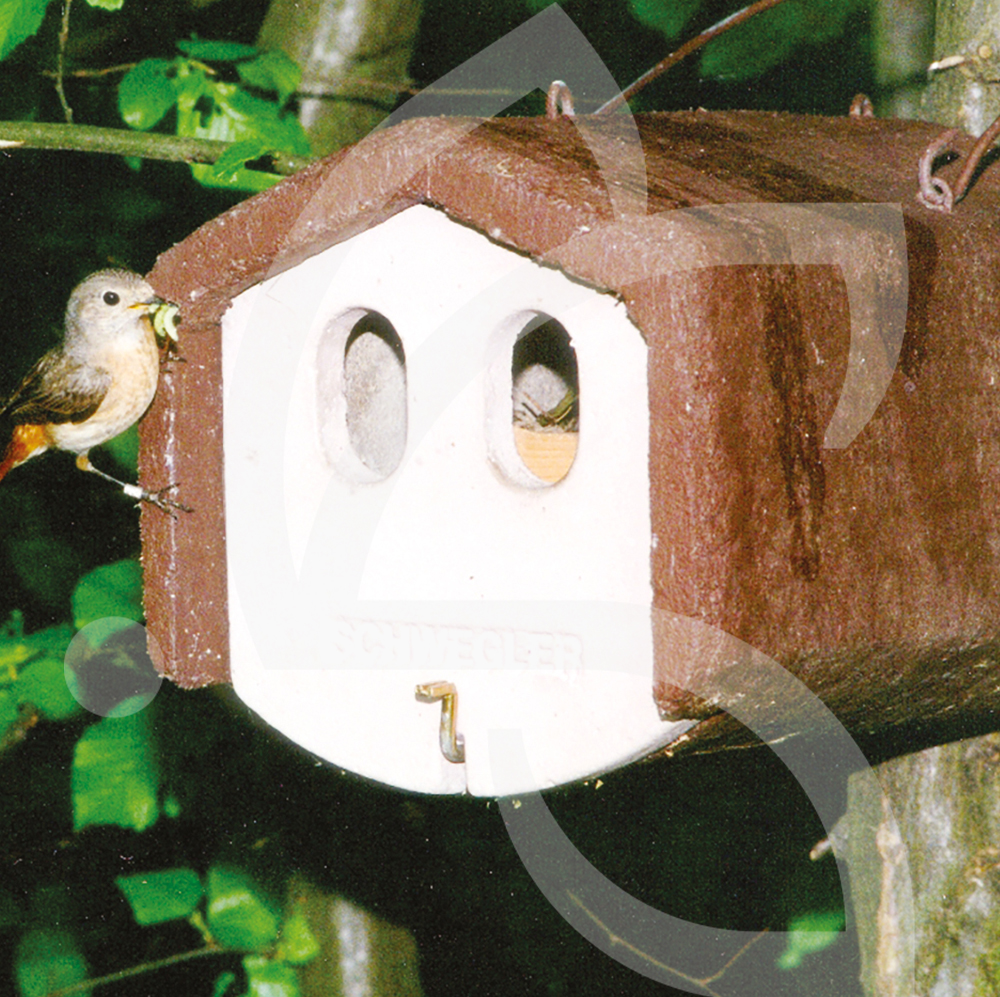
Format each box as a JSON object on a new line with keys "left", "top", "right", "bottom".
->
{"left": 0, "top": 424, "right": 48, "bottom": 484}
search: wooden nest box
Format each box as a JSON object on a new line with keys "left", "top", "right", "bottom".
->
{"left": 141, "top": 110, "right": 1000, "bottom": 795}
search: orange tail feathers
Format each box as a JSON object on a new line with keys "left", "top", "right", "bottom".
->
{"left": 0, "top": 424, "right": 48, "bottom": 484}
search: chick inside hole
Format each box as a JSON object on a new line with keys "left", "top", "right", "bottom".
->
{"left": 511, "top": 317, "right": 578, "bottom": 484}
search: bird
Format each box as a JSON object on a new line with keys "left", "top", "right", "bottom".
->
{"left": 0, "top": 269, "right": 189, "bottom": 514}
{"left": 512, "top": 363, "right": 578, "bottom": 433}
{"left": 511, "top": 362, "right": 579, "bottom": 484}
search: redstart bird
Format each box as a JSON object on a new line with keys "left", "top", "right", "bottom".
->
{"left": 0, "top": 269, "right": 189, "bottom": 514}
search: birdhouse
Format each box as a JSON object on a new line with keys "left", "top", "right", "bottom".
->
{"left": 141, "top": 110, "right": 1000, "bottom": 795}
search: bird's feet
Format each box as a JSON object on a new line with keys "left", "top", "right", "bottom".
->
{"left": 80, "top": 458, "right": 193, "bottom": 517}
{"left": 122, "top": 481, "right": 194, "bottom": 518}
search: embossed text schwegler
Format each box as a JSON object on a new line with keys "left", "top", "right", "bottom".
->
{"left": 330, "top": 618, "right": 584, "bottom": 673}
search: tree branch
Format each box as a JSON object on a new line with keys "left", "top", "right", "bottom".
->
{"left": 55, "top": 0, "right": 74, "bottom": 123}
{"left": 566, "top": 890, "right": 770, "bottom": 996}
{"left": 0, "top": 121, "right": 313, "bottom": 175}
{"left": 40, "top": 945, "right": 229, "bottom": 997}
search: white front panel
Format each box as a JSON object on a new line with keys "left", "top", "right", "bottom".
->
{"left": 222, "top": 205, "right": 692, "bottom": 794}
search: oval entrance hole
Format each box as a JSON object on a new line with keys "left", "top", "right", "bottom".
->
{"left": 341, "top": 311, "right": 407, "bottom": 480}
{"left": 511, "top": 317, "right": 578, "bottom": 484}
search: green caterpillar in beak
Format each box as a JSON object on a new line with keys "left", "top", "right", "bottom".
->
{"left": 151, "top": 302, "right": 181, "bottom": 343}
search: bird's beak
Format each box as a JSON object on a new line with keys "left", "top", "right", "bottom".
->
{"left": 130, "top": 296, "right": 165, "bottom": 312}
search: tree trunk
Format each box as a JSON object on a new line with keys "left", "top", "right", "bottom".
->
{"left": 847, "top": 736, "right": 1000, "bottom": 995}
{"left": 849, "top": 6, "right": 1000, "bottom": 995}
{"left": 871, "top": 0, "right": 934, "bottom": 119}
{"left": 257, "top": 0, "right": 423, "bottom": 157}
{"left": 289, "top": 876, "right": 425, "bottom": 997}
{"left": 921, "top": 0, "right": 1000, "bottom": 135}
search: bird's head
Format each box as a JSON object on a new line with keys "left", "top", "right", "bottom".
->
{"left": 63, "top": 269, "right": 166, "bottom": 347}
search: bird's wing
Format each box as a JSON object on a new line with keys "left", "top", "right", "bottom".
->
{"left": 0, "top": 350, "right": 111, "bottom": 425}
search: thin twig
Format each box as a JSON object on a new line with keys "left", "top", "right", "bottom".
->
{"left": 55, "top": 0, "right": 74, "bottom": 123}
{"left": 950, "top": 110, "right": 1000, "bottom": 202}
{"left": 928, "top": 54, "right": 968, "bottom": 73}
{"left": 42, "top": 62, "right": 137, "bottom": 78}
{"left": 917, "top": 129, "right": 960, "bottom": 211}
{"left": 306, "top": 81, "right": 518, "bottom": 97}
{"left": 39, "top": 70, "right": 604, "bottom": 106}
{"left": 41, "top": 945, "right": 228, "bottom": 997}
{"left": 567, "top": 890, "right": 769, "bottom": 996}
{"left": 701, "top": 927, "right": 771, "bottom": 984}
{"left": 595, "top": 0, "right": 792, "bottom": 114}
{"left": 0, "top": 121, "right": 312, "bottom": 174}
{"left": 916, "top": 110, "right": 1000, "bottom": 211}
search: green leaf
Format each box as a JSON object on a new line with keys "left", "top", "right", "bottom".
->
{"left": 131, "top": 47, "right": 310, "bottom": 192}
{"left": 0, "top": 642, "right": 33, "bottom": 681}
{"left": 119, "top": 58, "right": 177, "bottom": 130}
{"left": 85, "top": 0, "right": 124, "bottom": 9}
{"left": 207, "top": 138, "right": 272, "bottom": 183}
{"left": 207, "top": 866, "right": 280, "bottom": 951}
{"left": 701, "top": 0, "right": 862, "bottom": 82}
{"left": 776, "top": 909, "right": 845, "bottom": 969}
{"left": 0, "top": 620, "right": 57, "bottom": 680}
{"left": 243, "top": 955, "right": 300, "bottom": 997}
{"left": 14, "top": 929, "right": 90, "bottom": 997}
{"left": 117, "top": 868, "right": 204, "bottom": 926}
{"left": 187, "top": 84, "right": 309, "bottom": 190}
{"left": 194, "top": 163, "right": 285, "bottom": 192}
{"left": 19, "top": 621, "right": 74, "bottom": 661}
{"left": 276, "top": 908, "right": 320, "bottom": 965}
{"left": 629, "top": 0, "right": 701, "bottom": 39}
{"left": 2, "top": 622, "right": 78, "bottom": 720}
{"left": 170, "top": 59, "right": 310, "bottom": 190}
{"left": 0, "top": 690, "right": 21, "bottom": 740}
{"left": 72, "top": 560, "right": 144, "bottom": 629}
{"left": 0, "top": 0, "right": 55, "bottom": 62}
{"left": 106, "top": 692, "right": 157, "bottom": 718}
{"left": 72, "top": 710, "right": 159, "bottom": 832}
{"left": 212, "top": 972, "right": 238, "bottom": 997}
{"left": 172, "top": 59, "right": 215, "bottom": 113}
{"left": 177, "top": 38, "right": 259, "bottom": 62}
{"left": 237, "top": 50, "right": 302, "bottom": 104}
{"left": 226, "top": 90, "right": 310, "bottom": 154}
{"left": 18, "top": 649, "right": 79, "bottom": 720}
{"left": 701, "top": 1, "right": 803, "bottom": 80}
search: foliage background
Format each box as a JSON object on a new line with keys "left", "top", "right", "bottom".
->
{"left": 0, "top": 0, "right": 877, "bottom": 994}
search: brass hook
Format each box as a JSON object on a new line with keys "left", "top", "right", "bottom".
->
{"left": 415, "top": 681, "right": 466, "bottom": 764}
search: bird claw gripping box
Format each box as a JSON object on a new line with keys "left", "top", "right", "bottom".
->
{"left": 140, "top": 110, "right": 1000, "bottom": 794}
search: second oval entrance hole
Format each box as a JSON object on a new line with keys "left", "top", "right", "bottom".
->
{"left": 511, "top": 317, "right": 578, "bottom": 484}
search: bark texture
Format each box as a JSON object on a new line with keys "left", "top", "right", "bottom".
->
{"left": 257, "top": 0, "right": 423, "bottom": 156}
{"left": 921, "top": 0, "right": 1000, "bottom": 134}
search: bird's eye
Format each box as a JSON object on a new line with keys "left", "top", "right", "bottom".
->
{"left": 103, "top": 291, "right": 120, "bottom": 306}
